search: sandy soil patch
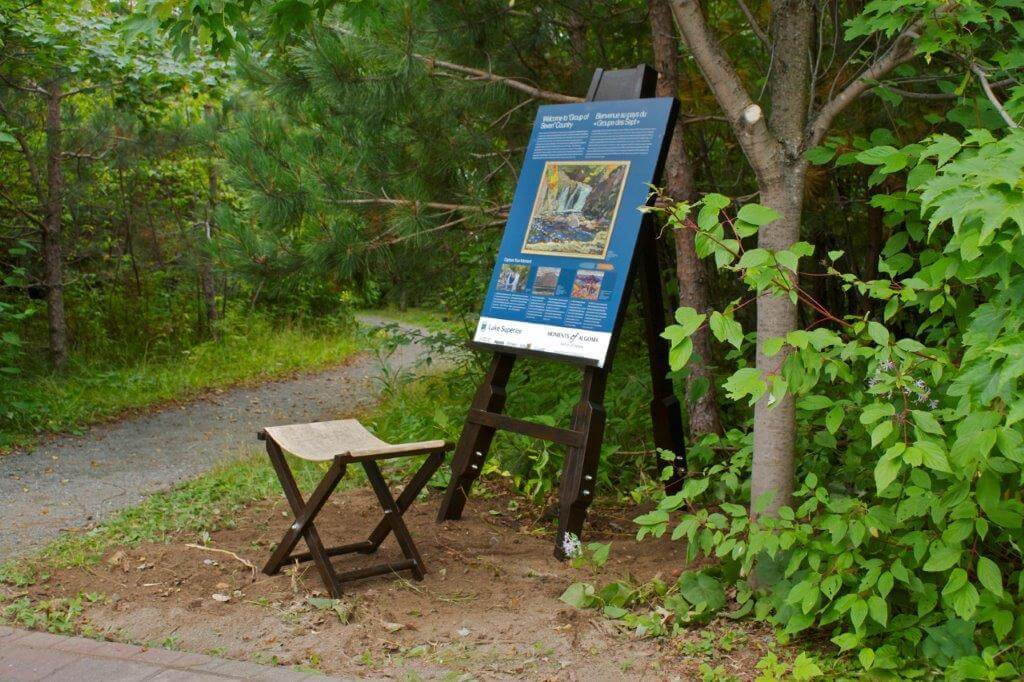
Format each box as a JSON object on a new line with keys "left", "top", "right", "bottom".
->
{"left": 12, "top": 485, "right": 773, "bottom": 679}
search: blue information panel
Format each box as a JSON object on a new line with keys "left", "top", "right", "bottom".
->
{"left": 473, "top": 97, "right": 675, "bottom": 367}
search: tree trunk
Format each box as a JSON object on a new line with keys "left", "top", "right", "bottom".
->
{"left": 43, "top": 81, "right": 68, "bottom": 371}
{"left": 648, "top": 0, "right": 723, "bottom": 437}
{"left": 750, "top": 173, "right": 803, "bottom": 515}
{"left": 199, "top": 104, "right": 218, "bottom": 335}
{"left": 748, "top": 0, "right": 815, "bottom": 517}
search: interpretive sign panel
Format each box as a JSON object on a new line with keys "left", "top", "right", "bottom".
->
{"left": 473, "top": 97, "right": 675, "bottom": 367}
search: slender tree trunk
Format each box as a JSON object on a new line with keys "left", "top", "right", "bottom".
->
{"left": 648, "top": 0, "right": 722, "bottom": 437}
{"left": 748, "top": 0, "right": 814, "bottom": 516}
{"left": 42, "top": 81, "right": 68, "bottom": 370}
{"left": 750, "top": 172, "right": 804, "bottom": 514}
{"left": 199, "top": 104, "right": 218, "bottom": 335}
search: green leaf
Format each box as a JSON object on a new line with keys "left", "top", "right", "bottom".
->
{"left": 602, "top": 604, "right": 627, "bottom": 618}
{"left": 677, "top": 571, "right": 725, "bottom": 612}
{"left": 867, "top": 321, "right": 890, "bottom": 346}
{"left": 949, "top": 582, "right": 980, "bottom": 620}
{"left": 911, "top": 411, "right": 944, "bottom": 436}
{"left": 867, "top": 595, "right": 888, "bottom": 626}
{"left": 831, "top": 632, "right": 861, "bottom": 652}
{"left": 874, "top": 454, "right": 902, "bottom": 492}
{"left": 976, "top": 556, "right": 1002, "bottom": 597}
{"left": 923, "top": 543, "right": 961, "bottom": 572}
{"left": 825, "top": 405, "right": 843, "bottom": 434}
{"left": 876, "top": 571, "right": 893, "bottom": 599}
{"left": 559, "top": 582, "right": 597, "bottom": 608}
{"left": 709, "top": 311, "right": 743, "bottom": 349}
{"left": 850, "top": 598, "right": 868, "bottom": 630}
{"left": 856, "top": 145, "right": 899, "bottom": 166}
{"left": 917, "top": 441, "right": 952, "bottom": 473}
{"left": 791, "top": 652, "right": 823, "bottom": 680}
{"left": 993, "top": 610, "right": 1013, "bottom": 641}
{"left": 736, "top": 203, "right": 780, "bottom": 226}
{"left": 871, "top": 420, "right": 893, "bottom": 448}
{"left": 861, "top": 403, "right": 895, "bottom": 425}
{"left": 736, "top": 248, "right": 770, "bottom": 269}
{"left": 723, "top": 367, "right": 767, "bottom": 404}
{"left": 671, "top": 307, "right": 706, "bottom": 337}
{"left": 667, "top": 337, "right": 693, "bottom": 371}
{"left": 805, "top": 146, "right": 835, "bottom": 165}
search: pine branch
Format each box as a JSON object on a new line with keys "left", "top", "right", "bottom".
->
{"left": 330, "top": 198, "right": 509, "bottom": 216}
{"left": 414, "top": 55, "right": 582, "bottom": 104}
{"left": 0, "top": 185, "right": 42, "bottom": 226}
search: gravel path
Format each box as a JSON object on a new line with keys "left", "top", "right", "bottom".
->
{"left": 0, "top": 315, "right": 432, "bottom": 558}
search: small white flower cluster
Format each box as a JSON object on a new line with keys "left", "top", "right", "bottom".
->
{"left": 870, "top": 359, "right": 938, "bottom": 408}
{"left": 562, "top": 532, "right": 582, "bottom": 559}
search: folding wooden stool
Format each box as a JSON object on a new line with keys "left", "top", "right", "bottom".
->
{"left": 258, "top": 419, "right": 448, "bottom": 597}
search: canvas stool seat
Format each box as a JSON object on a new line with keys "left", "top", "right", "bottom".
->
{"left": 259, "top": 418, "right": 449, "bottom": 597}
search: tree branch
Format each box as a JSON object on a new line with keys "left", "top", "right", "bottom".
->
{"left": 414, "top": 55, "right": 582, "bottom": 104}
{"left": 971, "top": 63, "right": 1018, "bottom": 128}
{"left": 329, "top": 197, "right": 509, "bottom": 216}
{"left": 0, "top": 185, "right": 42, "bottom": 226}
{"left": 0, "top": 101, "right": 45, "bottom": 203}
{"left": 806, "top": 2, "right": 958, "bottom": 149}
{"left": 669, "top": 0, "right": 779, "bottom": 180}
{"left": 0, "top": 72, "right": 45, "bottom": 94}
{"left": 735, "top": 0, "right": 770, "bottom": 47}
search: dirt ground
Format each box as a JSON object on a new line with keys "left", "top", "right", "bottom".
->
{"left": 12, "top": 485, "right": 775, "bottom": 680}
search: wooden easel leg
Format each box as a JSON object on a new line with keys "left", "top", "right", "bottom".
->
{"left": 437, "top": 353, "right": 516, "bottom": 522}
{"left": 637, "top": 221, "right": 687, "bottom": 494}
{"left": 555, "top": 366, "right": 608, "bottom": 559}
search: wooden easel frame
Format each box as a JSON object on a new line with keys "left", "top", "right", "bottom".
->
{"left": 436, "top": 65, "right": 687, "bottom": 558}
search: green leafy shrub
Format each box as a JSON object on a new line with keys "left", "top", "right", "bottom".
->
{"left": 567, "top": 130, "right": 1024, "bottom": 678}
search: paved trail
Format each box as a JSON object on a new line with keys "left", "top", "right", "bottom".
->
{"left": 0, "top": 315, "right": 431, "bottom": 558}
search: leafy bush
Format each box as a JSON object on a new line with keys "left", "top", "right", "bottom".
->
{"left": 566, "top": 130, "right": 1024, "bottom": 678}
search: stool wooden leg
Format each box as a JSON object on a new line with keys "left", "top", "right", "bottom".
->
{"left": 366, "top": 450, "right": 444, "bottom": 551}
{"left": 264, "top": 440, "right": 346, "bottom": 597}
{"left": 363, "top": 460, "right": 427, "bottom": 580}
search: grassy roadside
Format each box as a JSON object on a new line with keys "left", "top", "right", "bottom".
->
{"left": 1, "top": 316, "right": 363, "bottom": 452}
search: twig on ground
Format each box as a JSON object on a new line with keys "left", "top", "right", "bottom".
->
{"left": 185, "top": 543, "right": 257, "bottom": 581}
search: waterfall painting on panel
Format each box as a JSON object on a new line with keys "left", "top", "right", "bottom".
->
{"left": 521, "top": 161, "right": 629, "bottom": 259}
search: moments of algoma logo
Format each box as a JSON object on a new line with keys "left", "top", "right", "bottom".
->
{"left": 547, "top": 330, "right": 598, "bottom": 344}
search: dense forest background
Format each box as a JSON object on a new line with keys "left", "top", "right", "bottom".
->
{"left": 4, "top": 0, "right": 1024, "bottom": 675}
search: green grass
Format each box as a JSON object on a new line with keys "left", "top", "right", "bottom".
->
{"left": 1, "top": 316, "right": 362, "bottom": 451}
{"left": 359, "top": 306, "right": 471, "bottom": 333}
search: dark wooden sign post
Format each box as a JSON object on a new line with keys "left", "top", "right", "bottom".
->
{"left": 436, "top": 65, "right": 687, "bottom": 558}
